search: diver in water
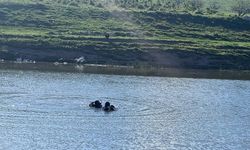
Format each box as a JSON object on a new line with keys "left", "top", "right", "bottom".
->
{"left": 103, "top": 102, "right": 110, "bottom": 111}
{"left": 103, "top": 102, "right": 116, "bottom": 112}
{"left": 89, "top": 100, "right": 102, "bottom": 108}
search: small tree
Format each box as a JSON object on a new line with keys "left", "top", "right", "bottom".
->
{"left": 231, "top": 0, "right": 250, "bottom": 17}
{"left": 170, "top": 0, "right": 185, "bottom": 10}
{"left": 185, "top": 0, "right": 204, "bottom": 12}
{"left": 105, "top": 33, "right": 110, "bottom": 39}
{"left": 207, "top": 1, "right": 221, "bottom": 14}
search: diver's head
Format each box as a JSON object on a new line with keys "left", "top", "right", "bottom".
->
{"left": 105, "top": 102, "right": 110, "bottom": 107}
{"left": 95, "top": 100, "right": 101, "bottom": 105}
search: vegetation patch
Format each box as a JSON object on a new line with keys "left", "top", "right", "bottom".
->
{"left": 0, "top": 0, "right": 249, "bottom": 69}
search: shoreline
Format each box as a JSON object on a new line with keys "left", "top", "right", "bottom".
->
{"left": 0, "top": 61, "right": 250, "bottom": 80}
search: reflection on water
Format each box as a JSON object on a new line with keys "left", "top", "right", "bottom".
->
{"left": 0, "top": 70, "right": 250, "bottom": 150}
{"left": 1, "top": 62, "right": 250, "bottom": 80}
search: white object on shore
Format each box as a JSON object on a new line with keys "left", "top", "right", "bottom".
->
{"left": 75, "top": 56, "right": 85, "bottom": 63}
{"left": 15, "top": 58, "right": 23, "bottom": 63}
{"left": 54, "top": 62, "right": 60, "bottom": 66}
{"left": 14, "top": 58, "right": 36, "bottom": 64}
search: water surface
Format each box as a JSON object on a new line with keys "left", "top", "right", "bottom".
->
{"left": 0, "top": 70, "right": 249, "bottom": 149}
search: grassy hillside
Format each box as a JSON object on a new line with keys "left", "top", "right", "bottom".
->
{"left": 0, "top": 0, "right": 250, "bottom": 69}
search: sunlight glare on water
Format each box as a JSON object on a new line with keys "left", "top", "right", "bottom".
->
{"left": 0, "top": 70, "right": 249, "bottom": 150}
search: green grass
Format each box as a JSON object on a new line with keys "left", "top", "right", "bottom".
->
{"left": 0, "top": 0, "right": 250, "bottom": 69}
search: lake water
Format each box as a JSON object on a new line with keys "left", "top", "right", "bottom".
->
{"left": 0, "top": 70, "right": 249, "bottom": 150}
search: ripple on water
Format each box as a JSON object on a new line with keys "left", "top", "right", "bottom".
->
{"left": 0, "top": 70, "right": 249, "bottom": 150}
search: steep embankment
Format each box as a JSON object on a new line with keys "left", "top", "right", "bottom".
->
{"left": 0, "top": 1, "right": 250, "bottom": 69}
